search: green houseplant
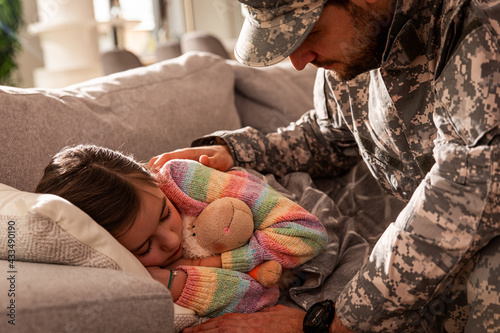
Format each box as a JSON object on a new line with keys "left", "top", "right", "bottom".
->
{"left": 0, "top": 0, "right": 23, "bottom": 86}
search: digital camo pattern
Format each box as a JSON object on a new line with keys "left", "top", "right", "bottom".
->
{"left": 235, "top": 0, "right": 328, "bottom": 66}
{"left": 195, "top": 0, "right": 500, "bottom": 331}
{"left": 465, "top": 236, "right": 500, "bottom": 332}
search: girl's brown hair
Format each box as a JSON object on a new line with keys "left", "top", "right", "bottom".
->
{"left": 36, "top": 144, "right": 157, "bottom": 237}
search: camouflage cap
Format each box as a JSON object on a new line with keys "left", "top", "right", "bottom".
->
{"left": 235, "top": 0, "right": 328, "bottom": 67}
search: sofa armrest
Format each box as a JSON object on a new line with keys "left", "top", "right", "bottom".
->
{"left": 0, "top": 261, "right": 173, "bottom": 333}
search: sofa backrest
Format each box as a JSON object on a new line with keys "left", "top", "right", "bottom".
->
{"left": 1, "top": 52, "right": 316, "bottom": 192}
{"left": 0, "top": 53, "right": 242, "bottom": 191}
{"left": 230, "top": 60, "right": 316, "bottom": 134}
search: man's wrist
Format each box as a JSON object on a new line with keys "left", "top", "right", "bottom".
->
{"left": 191, "top": 135, "right": 227, "bottom": 148}
{"left": 206, "top": 137, "right": 227, "bottom": 146}
{"left": 330, "top": 310, "right": 355, "bottom": 333}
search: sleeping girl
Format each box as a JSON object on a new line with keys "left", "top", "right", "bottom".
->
{"left": 36, "top": 144, "right": 327, "bottom": 318}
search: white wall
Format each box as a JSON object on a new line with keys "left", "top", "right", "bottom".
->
{"left": 166, "top": 0, "right": 187, "bottom": 40}
{"left": 190, "top": 0, "right": 243, "bottom": 40}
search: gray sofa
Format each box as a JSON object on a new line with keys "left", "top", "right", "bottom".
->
{"left": 0, "top": 52, "right": 316, "bottom": 332}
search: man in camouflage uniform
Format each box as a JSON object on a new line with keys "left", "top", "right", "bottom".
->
{"left": 151, "top": 0, "right": 500, "bottom": 332}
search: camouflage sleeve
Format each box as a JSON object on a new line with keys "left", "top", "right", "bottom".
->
{"left": 336, "top": 4, "right": 500, "bottom": 332}
{"left": 192, "top": 71, "right": 361, "bottom": 178}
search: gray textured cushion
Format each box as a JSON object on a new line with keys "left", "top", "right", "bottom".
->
{"left": 0, "top": 52, "right": 241, "bottom": 192}
{"left": 230, "top": 61, "right": 316, "bottom": 133}
{"left": 0, "top": 261, "right": 173, "bottom": 333}
{"left": 0, "top": 183, "right": 149, "bottom": 275}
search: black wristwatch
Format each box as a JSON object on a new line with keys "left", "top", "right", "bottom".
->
{"left": 303, "top": 300, "right": 335, "bottom": 333}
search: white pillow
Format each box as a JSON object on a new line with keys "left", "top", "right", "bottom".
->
{"left": 0, "top": 183, "right": 200, "bottom": 331}
{"left": 0, "top": 183, "right": 148, "bottom": 274}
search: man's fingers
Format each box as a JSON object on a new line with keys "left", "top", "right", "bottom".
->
{"left": 198, "top": 154, "right": 210, "bottom": 167}
{"left": 183, "top": 313, "right": 250, "bottom": 332}
{"left": 147, "top": 153, "right": 171, "bottom": 170}
{"left": 148, "top": 150, "right": 197, "bottom": 170}
{"left": 199, "top": 154, "right": 231, "bottom": 171}
{"left": 182, "top": 316, "right": 229, "bottom": 332}
{"left": 148, "top": 146, "right": 233, "bottom": 172}
{"left": 183, "top": 305, "right": 306, "bottom": 332}
{"left": 147, "top": 156, "right": 159, "bottom": 168}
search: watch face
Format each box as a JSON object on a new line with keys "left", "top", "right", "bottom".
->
{"left": 304, "top": 306, "right": 328, "bottom": 326}
{"left": 303, "top": 300, "right": 335, "bottom": 333}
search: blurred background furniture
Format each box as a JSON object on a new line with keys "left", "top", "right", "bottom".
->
{"left": 155, "top": 39, "right": 182, "bottom": 62}
{"left": 100, "top": 48, "right": 144, "bottom": 75}
{"left": 180, "top": 31, "right": 230, "bottom": 59}
{"left": 103, "top": 31, "right": 232, "bottom": 75}
{"left": 16, "top": 0, "right": 246, "bottom": 88}
{"left": 28, "top": 0, "right": 102, "bottom": 88}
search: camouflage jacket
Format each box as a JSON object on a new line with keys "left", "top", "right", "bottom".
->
{"left": 194, "top": 0, "right": 500, "bottom": 331}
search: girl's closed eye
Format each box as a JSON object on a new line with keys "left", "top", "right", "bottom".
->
{"left": 137, "top": 241, "right": 152, "bottom": 257}
{"left": 138, "top": 205, "right": 171, "bottom": 257}
{"left": 161, "top": 206, "right": 171, "bottom": 222}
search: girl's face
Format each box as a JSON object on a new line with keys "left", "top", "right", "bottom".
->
{"left": 116, "top": 184, "right": 183, "bottom": 268}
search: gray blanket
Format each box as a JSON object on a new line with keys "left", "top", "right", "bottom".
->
{"left": 241, "top": 162, "right": 406, "bottom": 310}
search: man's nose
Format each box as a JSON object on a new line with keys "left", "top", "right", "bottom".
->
{"left": 289, "top": 46, "right": 316, "bottom": 71}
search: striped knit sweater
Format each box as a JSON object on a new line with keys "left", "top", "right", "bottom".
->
{"left": 158, "top": 159, "right": 327, "bottom": 317}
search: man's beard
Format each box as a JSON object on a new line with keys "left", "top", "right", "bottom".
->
{"left": 314, "top": 2, "right": 390, "bottom": 81}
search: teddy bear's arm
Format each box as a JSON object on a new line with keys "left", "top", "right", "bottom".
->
{"left": 160, "top": 160, "right": 328, "bottom": 274}
{"left": 175, "top": 265, "right": 279, "bottom": 318}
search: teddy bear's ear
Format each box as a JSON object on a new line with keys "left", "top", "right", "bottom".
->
{"left": 194, "top": 198, "right": 254, "bottom": 254}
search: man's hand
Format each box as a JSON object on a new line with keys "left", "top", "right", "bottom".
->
{"left": 148, "top": 145, "right": 233, "bottom": 172}
{"left": 183, "top": 305, "right": 305, "bottom": 332}
{"left": 330, "top": 311, "right": 355, "bottom": 333}
{"left": 181, "top": 303, "right": 356, "bottom": 333}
